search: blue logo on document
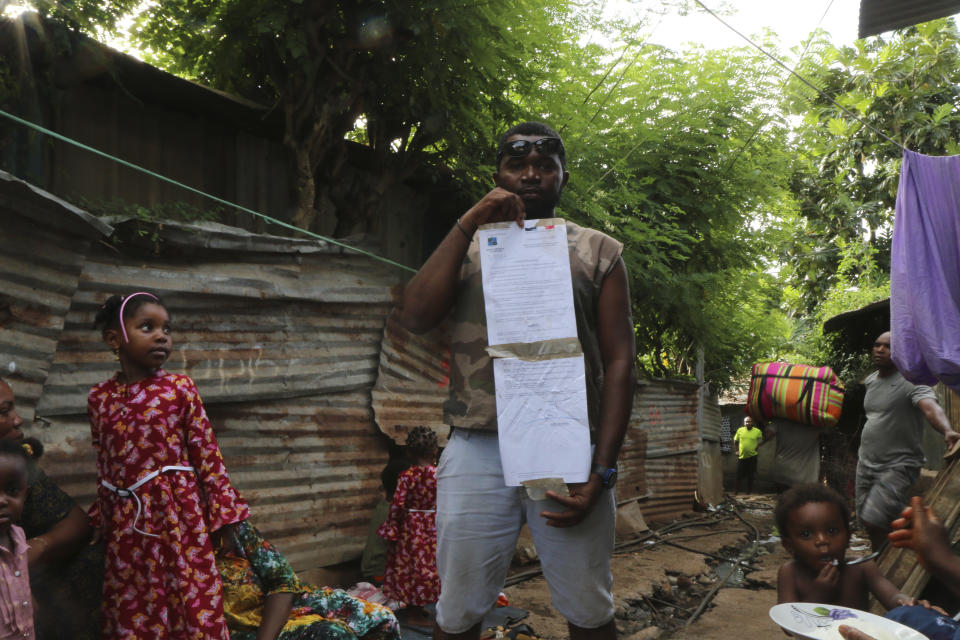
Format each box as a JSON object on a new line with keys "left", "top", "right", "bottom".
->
{"left": 488, "top": 237, "right": 498, "bottom": 246}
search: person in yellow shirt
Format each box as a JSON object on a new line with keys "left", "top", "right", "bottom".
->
{"left": 734, "top": 417, "right": 767, "bottom": 494}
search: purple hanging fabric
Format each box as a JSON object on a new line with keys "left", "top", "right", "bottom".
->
{"left": 890, "top": 149, "right": 960, "bottom": 393}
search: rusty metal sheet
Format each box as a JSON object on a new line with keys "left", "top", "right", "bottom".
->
{"left": 0, "top": 170, "right": 113, "bottom": 239}
{"left": 0, "top": 210, "right": 407, "bottom": 574}
{"left": 36, "top": 234, "right": 398, "bottom": 417}
{"left": 371, "top": 314, "right": 451, "bottom": 446}
{"left": 701, "top": 392, "right": 722, "bottom": 442}
{"left": 0, "top": 173, "right": 112, "bottom": 421}
{"left": 632, "top": 379, "right": 700, "bottom": 458}
{"left": 625, "top": 379, "right": 701, "bottom": 522}
{"left": 637, "top": 454, "right": 699, "bottom": 522}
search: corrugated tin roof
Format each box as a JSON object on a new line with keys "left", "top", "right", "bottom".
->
{"left": 859, "top": 0, "right": 960, "bottom": 38}
{"left": 36, "top": 236, "right": 398, "bottom": 417}
{"left": 0, "top": 170, "right": 113, "bottom": 239}
{"left": 33, "top": 230, "right": 400, "bottom": 572}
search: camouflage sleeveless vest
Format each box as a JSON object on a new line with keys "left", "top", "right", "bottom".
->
{"left": 444, "top": 220, "right": 624, "bottom": 433}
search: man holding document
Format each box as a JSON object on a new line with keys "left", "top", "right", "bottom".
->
{"left": 397, "top": 122, "right": 636, "bottom": 640}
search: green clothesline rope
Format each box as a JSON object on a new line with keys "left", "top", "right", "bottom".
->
{"left": 0, "top": 107, "right": 418, "bottom": 274}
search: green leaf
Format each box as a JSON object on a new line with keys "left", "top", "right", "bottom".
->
{"left": 932, "top": 102, "right": 953, "bottom": 124}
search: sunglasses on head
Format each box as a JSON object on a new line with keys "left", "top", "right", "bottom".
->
{"left": 497, "top": 137, "right": 564, "bottom": 165}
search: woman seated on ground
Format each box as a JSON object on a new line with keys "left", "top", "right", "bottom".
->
{"left": 0, "top": 377, "right": 104, "bottom": 640}
{"left": 218, "top": 518, "right": 400, "bottom": 640}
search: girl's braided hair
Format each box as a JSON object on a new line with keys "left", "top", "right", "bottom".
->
{"left": 405, "top": 426, "right": 438, "bottom": 459}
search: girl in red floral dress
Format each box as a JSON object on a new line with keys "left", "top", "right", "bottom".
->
{"left": 88, "top": 292, "right": 250, "bottom": 639}
{"left": 377, "top": 427, "right": 440, "bottom": 627}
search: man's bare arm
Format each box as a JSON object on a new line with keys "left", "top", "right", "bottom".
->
{"left": 396, "top": 188, "right": 525, "bottom": 334}
{"left": 917, "top": 398, "right": 960, "bottom": 447}
{"left": 591, "top": 257, "right": 637, "bottom": 472}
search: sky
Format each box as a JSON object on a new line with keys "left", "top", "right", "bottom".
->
{"left": 4, "top": 0, "right": 957, "bottom": 58}
{"left": 606, "top": 0, "right": 860, "bottom": 52}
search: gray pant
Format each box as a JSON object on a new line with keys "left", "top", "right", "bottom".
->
{"left": 855, "top": 461, "right": 920, "bottom": 528}
{"left": 435, "top": 428, "right": 616, "bottom": 633}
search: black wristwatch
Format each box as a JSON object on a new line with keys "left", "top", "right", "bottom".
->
{"left": 590, "top": 462, "right": 618, "bottom": 488}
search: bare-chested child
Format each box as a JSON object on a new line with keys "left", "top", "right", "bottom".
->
{"left": 776, "top": 484, "right": 928, "bottom": 611}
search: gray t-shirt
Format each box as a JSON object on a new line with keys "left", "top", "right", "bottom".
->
{"left": 859, "top": 370, "right": 937, "bottom": 468}
{"left": 770, "top": 418, "right": 820, "bottom": 486}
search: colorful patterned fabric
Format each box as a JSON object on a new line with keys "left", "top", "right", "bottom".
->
{"left": 444, "top": 220, "right": 623, "bottom": 432}
{"left": 22, "top": 459, "right": 104, "bottom": 640}
{"left": 219, "top": 520, "right": 400, "bottom": 640}
{"left": 377, "top": 465, "right": 439, "bottom": 606}
{"left": 746, "top": 362, "right": 844, "bottom": 429}
{"left": 88, "top": 369, "right": 250, "bottom": 639}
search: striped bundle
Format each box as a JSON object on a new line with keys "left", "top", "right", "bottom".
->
{"left": 746, "top": 362, "right": 845, "bottom": 428}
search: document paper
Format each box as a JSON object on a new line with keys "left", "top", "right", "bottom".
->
{"left": 493, "top": 355, "right": 591, "bottom": 485}
{"left": 477, "top": 221, "right": 577, "bottom": 346}
{"left": 478, "top": 219, "right": 590, "bottom": 486}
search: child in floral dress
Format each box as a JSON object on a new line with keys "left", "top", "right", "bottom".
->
{"left": 377, "top": 427, "right": 440, "bottom": 627}
{"left": 88, "top": 292, "right": 250, "bottom": 639}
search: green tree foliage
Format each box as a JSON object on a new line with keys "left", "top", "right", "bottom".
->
{"left": 121, "top": 0, "right": 575, "bottom": 236}
{"left": 783, "top": 19, "right": 960, "bottom": 315}
{"left": 518, "top": 28, "right": 797, "bottom": 386}
{"left": 11, "top": 1, "right": 802, "bottom": 387}
{"left": 781, "top": 239, "right": 890, "bottom": 383}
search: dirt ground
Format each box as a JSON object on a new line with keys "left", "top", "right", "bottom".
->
{"left": 499, "top": 494, "right": 801, "bottom": 640}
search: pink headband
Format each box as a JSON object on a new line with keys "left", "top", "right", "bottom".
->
{"left": 119, "top": 292, "right": 159, "bottom": 343}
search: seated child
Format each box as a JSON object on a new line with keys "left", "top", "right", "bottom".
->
{"left": 776, "top": 483, "right": 927, "bottom": 611}
{"left": 361, "top": 458, "right": 411, "bottom": 585}
{"left": 217, "top": 518, "right": 400, "bottom": 640}
{"left": 0, "top": 439, "right": 34, "bottom": 639}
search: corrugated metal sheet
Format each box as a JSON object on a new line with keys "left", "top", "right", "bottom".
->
{"left": 371, "top": 314, "right": 451, "bottom": 446}
{"left": 1, "top": 203, "right": 409, "bottom": 574}
{"left": 859, "top": 0, "right": 960, "bottom": 38}
{"left": 211, "top": 393, "right": 389, "bottom": 570}
{"left": 37, "top": 221, "right": 397, "bottom": 417}
{"left": 628, "top": 379, "right": 701, "bottom": 522}
{"left": 701, "top": 389, "right": 721, "bottom": 442}
{"left": 0, "top": 170, "right": 112, "bottom": 421}
{"left": 24, "top": 364, "right": 391, "bottom": 575}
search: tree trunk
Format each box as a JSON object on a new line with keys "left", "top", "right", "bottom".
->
{"left": 290, "top": 143, "right": 317, "bottom": 231}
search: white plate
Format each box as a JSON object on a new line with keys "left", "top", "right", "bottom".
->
{"left": 769, "top": 602, "right": 927, "bottom": 640}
